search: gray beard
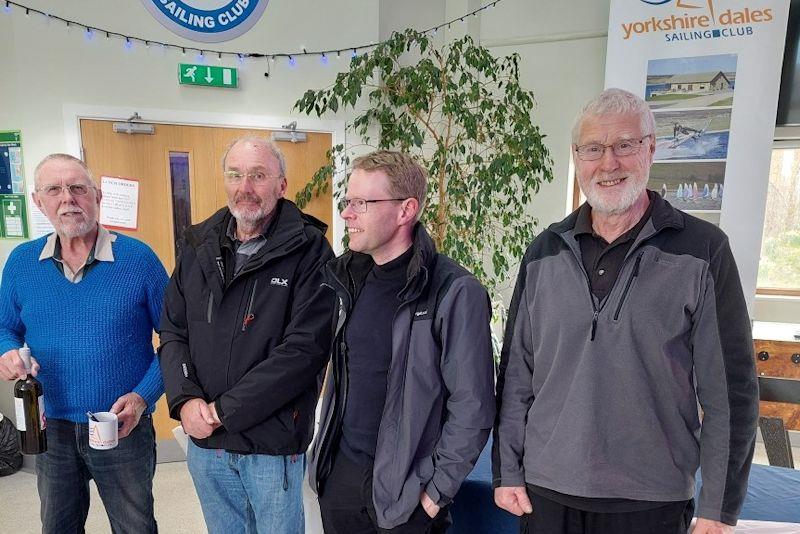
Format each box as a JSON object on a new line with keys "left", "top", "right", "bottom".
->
{"left": 58, "top": 219, "right": 96, "bottom": 239}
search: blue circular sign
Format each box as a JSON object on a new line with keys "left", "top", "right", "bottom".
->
{"left": 640, "top": 0, "right": 673, "bottom": 4}
{"left": 139, "top": 0, "right": 269, "bottom": 43}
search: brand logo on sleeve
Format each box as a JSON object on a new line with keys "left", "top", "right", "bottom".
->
{"left": 270, "top": 277, "right": 289, "bottom": 287}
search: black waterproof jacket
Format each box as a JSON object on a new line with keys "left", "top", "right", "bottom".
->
{"left": 159, "top": 199, "right": 335, "bottom": 454}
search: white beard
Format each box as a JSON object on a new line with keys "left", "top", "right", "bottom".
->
{"left": 584, "top": 173, "right": 647, "bottom": 215}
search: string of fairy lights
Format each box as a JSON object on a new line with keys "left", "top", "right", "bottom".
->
{"left": 2, "top": 0, "right": 502, "bottom": 72}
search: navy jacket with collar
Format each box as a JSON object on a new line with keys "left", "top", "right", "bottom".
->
{"left": 159, "top": 199, "right": 335, "bottom": 455}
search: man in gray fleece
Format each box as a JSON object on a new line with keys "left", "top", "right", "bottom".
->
{"left": 493, "top": 88, "right": 758, "bottom": 534}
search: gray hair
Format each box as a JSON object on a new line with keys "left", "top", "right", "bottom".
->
{"left": 221, "top": 136, "right": 287, "bottom": 177}
{"left": 571, "top": 88, "right": 655, "bottom": 144}
{"left": 33, "top": 153, "right": 94, "bottom": 188}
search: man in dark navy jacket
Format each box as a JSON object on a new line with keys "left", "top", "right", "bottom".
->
{"left": 160, "top": 137, "right": 335, "bottom": 534}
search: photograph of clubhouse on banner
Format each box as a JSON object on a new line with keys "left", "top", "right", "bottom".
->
{"left": 644, "top": 53, "right": 738, "bottom": 214}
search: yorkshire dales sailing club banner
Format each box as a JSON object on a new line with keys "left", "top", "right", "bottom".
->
{"left": 605, "top": 0, "right": 789, "bottom": 310}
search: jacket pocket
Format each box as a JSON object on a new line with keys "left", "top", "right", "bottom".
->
{"left": 415, "top": 455, "right": 435, "bottom": 482}
{"left": 613, "top": 253, "right": 642, "bottom": 321}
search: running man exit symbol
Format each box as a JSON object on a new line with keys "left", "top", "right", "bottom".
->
{"left": 178, "top": 64, "right": 238, "bottom": 88}
{"left": 184, "top": 65, "right": 197, "bottom": 82}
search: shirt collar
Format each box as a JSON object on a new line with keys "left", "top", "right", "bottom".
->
{"left": 574, "top": 191, "right": 656, "bottom": 245}
{"left": 225, "top": 215, "right": 266, "bottom": 246}
{"left": 573, "top": 202, "right": 594, "bottom": 236}
{"left": 38, "top": 225, "right": 116, "bottom": 262}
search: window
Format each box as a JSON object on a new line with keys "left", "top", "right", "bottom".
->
{"left": 757, "top": 139, "right": 800, "bottom": 295}
{"left": 168, "top": 152, "right": 192, "bottom": 264}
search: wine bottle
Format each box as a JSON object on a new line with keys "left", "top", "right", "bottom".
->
{"left": 14, "top": 346, "right": 47, "bottom": 454}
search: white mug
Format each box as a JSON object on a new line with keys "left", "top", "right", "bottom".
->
{"left": 88, "top": 412, "right": 119, "bottom": 450}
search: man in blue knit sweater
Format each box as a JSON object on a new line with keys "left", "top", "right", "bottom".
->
{"left": 0, "top": 153, "right": 168, "bottom": 534}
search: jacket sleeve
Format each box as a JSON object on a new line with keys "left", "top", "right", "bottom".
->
{"left": 692, "top": 237, "right": 758, "bottom": 526}
{"left": 214, "top": 233, "right": 336, "bottom": 434}
{"left": 131, "top": 247, "right": 169, "bottom": 407}
{"left": 492, "top": 250, "right": 535, "bottom": 488}
{"left": 158, "top": 243, "right": 207, "bottom": 420}
{"left": 424, "top": 275, "right": 496, "bottom": 507}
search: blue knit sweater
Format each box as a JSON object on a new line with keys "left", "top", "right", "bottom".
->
{"left": 0, "top": 233, "right": 167, "bottom": 422}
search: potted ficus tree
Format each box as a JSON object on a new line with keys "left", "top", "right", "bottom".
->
{"left": 294, "top": 28, "right": 553, "bottom": 303}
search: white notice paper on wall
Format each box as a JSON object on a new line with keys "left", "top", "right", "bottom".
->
{"left": 99, "top": 176, "right": 139, "bottom": 230}
{"left": 29, "top": 199, "right": 54, "bottom": 238}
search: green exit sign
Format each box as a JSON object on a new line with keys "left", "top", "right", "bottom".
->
{"left": 179, "top": 64, "right": 238, "bottom": 88}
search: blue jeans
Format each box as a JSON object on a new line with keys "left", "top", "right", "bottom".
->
{"left": 36, "top": 416, "right": 158, "bottom": 534}
{"left": 187, "top": 440, "right": 305, "bottom": 534}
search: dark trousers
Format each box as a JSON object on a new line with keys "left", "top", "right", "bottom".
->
{"left": 36, "top": 416, "right": 158, "bottom": 534}
{"left": 520, "top": 489, "right": 694, "bottom": 534}
{"left": 319, "top": 450, "right": 450, "bottom": 534}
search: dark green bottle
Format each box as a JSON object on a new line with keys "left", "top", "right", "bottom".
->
{"left": 14, "top": 346, "right": 47, "bottom": 454}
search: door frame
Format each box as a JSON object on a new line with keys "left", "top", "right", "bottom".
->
{"left": 63, "top": 104, "right": 347, "bottom": 253}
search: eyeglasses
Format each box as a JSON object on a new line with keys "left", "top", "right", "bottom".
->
{"left": 37, "top": 184, "right": 95, "bottom": 197}
{"left": 574, "top": 135, "right": 652, "bottom": 161}
{"left": 337, "top": 197, "right": 407, "bottom": 213}
{"left": 223, "top": 171, "right": 282, "bottom": 184}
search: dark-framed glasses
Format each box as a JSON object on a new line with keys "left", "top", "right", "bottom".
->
{"left": 337, "top": 197, "right": 407, "bottom": 213}
{"left": 574, "top": 134, "right": 652, "bottom": 161}
{"left": 37, "top": 183, "right": 94, "bottom": 197}
{"left": 223, "top": 170, "right": 281, "bottom": 184}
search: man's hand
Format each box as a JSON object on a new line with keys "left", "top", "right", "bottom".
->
{"left": 0, "top": 349, "right": 39, "bottom": 380}
{"left": 494, "top": 486, "right": 533, "bottom": 517}
{"left": 691, "top": 518, "right": 735, "bottom": 534}
{"left": 420, "top": 491, "right": 440, "bottom": 519}
{"left": 179, "top": 398, "right": 220, "bottom": 439}
{"left": 207, "top": 401, "right": 222, "bottom": 425}
{"left": 110, "top": 392, "right": 147, "bottom": 439}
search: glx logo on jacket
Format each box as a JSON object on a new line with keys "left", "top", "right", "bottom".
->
{"left": 270, "top": 277, "right": 289, "bottom": 287}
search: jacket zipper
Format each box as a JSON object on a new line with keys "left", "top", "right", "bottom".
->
{"left": 206, "top": 291, "right": 214, "bottom": 323}
{"left": 215, "top": 256, "right": 225, "bottom": 283}
{"left": 579, "top": 267, "right": 604, "bottom": 342}
{"left": 315, "top": 269, "right": 354, "bottom": 488}
{"left": 613, "top": 254, "right": 643, "bottom": 321}
{"left": 241, "top": 279, "right": 258, "bottom": 331}
{"left": 374, "top": 267, "right": 428, "bottom": 473}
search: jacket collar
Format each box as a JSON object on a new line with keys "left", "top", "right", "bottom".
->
{"left": 326, "top": 222, "right": 437, "bottom": 304}
{"left": 185, "top": 199, "right": 327, "bottom": 295}
{"left": 549, "top": 189, "right": 684, "bottom": 238}
{"left": 549, "top": 190, "right": 685, "bottom": 268}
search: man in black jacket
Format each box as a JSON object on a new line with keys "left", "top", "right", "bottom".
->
{"left": 159, "top": 136, "right": 335, "bottom": 534}
{"left": 309, "top": 150, "right": 495, "bottom": 533}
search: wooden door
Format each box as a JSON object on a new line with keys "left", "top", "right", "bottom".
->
{"left": 80, "top": 120, "right": 332, "bottom": 441}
